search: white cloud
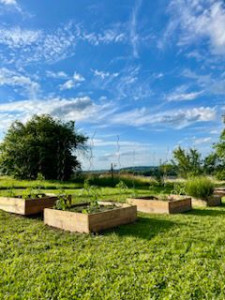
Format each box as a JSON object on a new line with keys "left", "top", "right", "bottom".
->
{"left": 93, "top": 70, "right": 119, "bottom": 80}
{"left": 193, "top": 137, "right": 212, "bottom": 145}
{"left": 0, "top": 68, "right": 40, "bottom": 97}
{"left": 183, "top": 69, "right": 225, "bottom": 95}
{"left": 76, "top": 23, "right": 126, "bottom": 46}
{"left": 0, "top": 0, "right": 17, "bottom": 5}
{"left": 0, "top": 96, "right": 116, "bottom": 129}
{"left": 0, "top": 23, "right": 77, "bottom": 65}
{"left": 166, "top": 85, "right": 203, "bottom": 101}
{"left": 0, "top": 27, "right": 41, "bottom": 48}
{"left": 46, "top": 71, "right": 68, "bottom": 79}
{"left": 130, "top": 0, "right": 143, "bottom": 58}
{"left": 59, "top": 72, "right": 85, "bottom": 90}
{"left": 165, "top": 0, "right": 225, "bottom": 55}
{"left": 110, "top": 106, "right": 216, "bottom": 129}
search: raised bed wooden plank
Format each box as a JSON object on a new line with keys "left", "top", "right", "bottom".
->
{"left": 192, "top": 195, "right": 221, "bottom": 207}
{"left": 127, "top": 195, "right": 192, "bottom": 214}
{"left": 0, "top": 196, "right": 58, "bottom": 215}
{"left": 44, "top": 203, "right": 137, "bottom": 233}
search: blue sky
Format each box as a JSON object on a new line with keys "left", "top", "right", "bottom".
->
{"left": 0, "top": 0, "right": 224, "bottom": 170}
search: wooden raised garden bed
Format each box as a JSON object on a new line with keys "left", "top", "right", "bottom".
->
{"left": 214, "top": 188, "right": 225, "bottom": 197}
{"left": 0, "top": 194, "right": 58, "bottom": 215}
{"left": 191, "top": 195, "right": 221, "bottom": 207}
{"left": 127, "top": 195, "right": 192, "bottom": 214}
{"left": 44, "top": 202, "right": 137, "bottom": 233}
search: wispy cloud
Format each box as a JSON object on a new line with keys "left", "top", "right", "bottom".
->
{"left": 0, "top": 96, "right": 116, "bottom": 129}
{"left": 0, "top": 23, "right": 77, "bottom": 66}
{"left": 130, "top": 0, "right": 143, "bottom": 58}
{"left": 76, "top": 23, "right": 126, "bottom": 46}
{"left": 0, "top": 0, "right": 22, "bottom": 13}
{"left": 165, "top": 0, "right": 225, "bottom": 55}
{"left": 93, "top": 70, "right": 119, "bottom": 80}
{"left": 59, "top": 72, "right": 85, "bottom": 90}
{"left": 193, "top": 136, "right": 212, "bottom": 145}
{"left": 0, "top": 27, "right": 41, "bottom": 48}
{"left": 183, "top": 69, "right": 225, "bottom": 96}
{"left": 166, "top": 85, "right": 203, "bottom": 101}
{"left": 0, "top": 68, "right": 40, "bottom": 98}
{"left": 46, "top": 70, "right": 68, "bottom": 79}
{"left": 110, "top": 106, "right": 216, "bottom": 129}
{"left": 0, "top": 0, "right": 17, "bottom": 5}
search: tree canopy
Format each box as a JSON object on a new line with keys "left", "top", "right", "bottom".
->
{"left": 172, "top": 147, "right": 202, "bottom": 178}
{"left": 0, "top": 115, "right": 88, "bottom": 180}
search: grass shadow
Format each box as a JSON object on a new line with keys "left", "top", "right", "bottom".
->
{"left": 186, "top": 204, "right": 225, "bottom": 217}
{"left": 103, "top": 215, "right": 175, "bottom": 240}
{"left": 26, "top": 212, "right": 43, "bottom": 220}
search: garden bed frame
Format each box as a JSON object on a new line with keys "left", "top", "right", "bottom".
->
{"left": 192, "top": 195, "right": 221, "bottom": 207}
{"left": 127, "top": 195, "right": 192, "bottom": 214}
{"left": 214, "top": 188, "right": 225, "bottom": 197}
{"left": 44, "top": 202, "right": 137, "bottom": 233}
{"left": 0, "top": 195, "right": 58, "bottom": 215}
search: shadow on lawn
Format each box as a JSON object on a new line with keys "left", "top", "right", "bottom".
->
{"left": 27, "top": 212, "right": 43, "bottom": 221}
{"left": 186, "top": 204, "right": 225, "bottom": 217}
{"left": 104, "top": 216, "right": 175, "bottom": 240}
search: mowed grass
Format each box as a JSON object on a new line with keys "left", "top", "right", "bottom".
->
{"left": 1, "top": 180, "right": 225, "bottom": 299}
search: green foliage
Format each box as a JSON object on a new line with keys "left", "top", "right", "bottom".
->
{"left": 54, "top": 190, "right": 72, "bottom": 211}
{"left": 79, "top": 178, "right": 102, "bottom": 213}
{"left": 6, "top": 187, "right": 16, "bottom": 197}
{"left": 215, "top": 169, "right": 225, "bottom": 181}
{"left": 215, "top": 129, "right": 225, "bottom": 162}
{"left": 86, "top": 174, "right": 150, "bottom": 188}
{"left": 172, "top": 182, "right": 185, "bottom": 195}
{"left": 173, "top": 147, "right": 203, "bottom": 178}
{"left": 0, "top": 114, "right": 87, "bottom": 180}
{"left": 203, "top": 153, "right": 220, "bottom": 175}
{"left": 116, "top": 180, "right": 129, "bottom": 201}
{"left": 185, "top": 177, "right": 214, "bottom": 199}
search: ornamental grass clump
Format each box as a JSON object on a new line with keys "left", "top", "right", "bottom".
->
{"left": 185, "top": 177, "right": 214, "bottom": 200}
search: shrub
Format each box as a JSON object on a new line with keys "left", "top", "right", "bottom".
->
{"left": 215, "top": 169, "right": 225, "bottom": 181}
{"left": 185, "top": 177, "right": 214, "bottom": 199}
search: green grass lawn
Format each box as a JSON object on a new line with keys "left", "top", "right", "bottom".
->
{"left": 1, "top": 182, "right": 225, "bottom": 299}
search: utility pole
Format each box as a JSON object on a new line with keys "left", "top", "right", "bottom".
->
{"left": 110, "top": 163, "right": 117, "bottom": 180}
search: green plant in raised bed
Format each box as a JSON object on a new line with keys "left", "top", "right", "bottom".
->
{"left": 158, "top": 191, "right": 168, "bottom": 201}
{"left": 54, "top": 189, "right": 71, "bottom": 211}
{"left": 116, "top": 180, "right": 128, "bottom": 202}
{"left": 22, "top": 188, "right": 36, "bottom": 199}
{"left": 185, "top": 177, "right": 214, "bottom": 199}
{"left": 81, "top": 179, "right": 102, "bottom": 213}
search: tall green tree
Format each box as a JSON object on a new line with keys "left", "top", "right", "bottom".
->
{"left": 0, "top": 115, "right": 88, "bottom": 180}
{"left": 214, "top": 129, "right": 225, "bottom": 180}
{"left": 215, "top": 129, "right": 225, "bottom": 162}
{"left": 172, "top": 147, "right": 202, "bottom": 178}
{"left": 203, "top": 153, "right": 220, "bottom": 175}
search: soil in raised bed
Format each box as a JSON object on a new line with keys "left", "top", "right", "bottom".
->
{"left": 135, "top": 196, "right": 182, "bottom": 202}
{"left": 57, "top": 203, "right": 118, "bottom": 214}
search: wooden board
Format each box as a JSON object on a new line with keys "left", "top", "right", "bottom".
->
{"left": 44, "top": 203, "right": 137, "bottom": 233}
{"left": 127, "top": 195, "right": 192, "bottom": 214}
{"left": 192, "top": 195, "right": 221, "bottom": 207}
{"left": 214, "top": 188, "right": 225, "bottom": 197}
{"left": 0, "top": 196, "right": 58, "bottom": 215}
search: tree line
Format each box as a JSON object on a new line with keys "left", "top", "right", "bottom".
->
{"left": 0, "top": 114, "right": 224, "bottom": 181}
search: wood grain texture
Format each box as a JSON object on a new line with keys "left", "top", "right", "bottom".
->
{"left": 192, "top": 195, "right": 221, "bottom": 207}
{"left": 127, "top": 195, "right": 192, "bottom": 214}
{"left": 44, "top": 203, "right": 137, "bottom": 233}
{"left": 0, "top": 196, "right": 58, "bottom": 215}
